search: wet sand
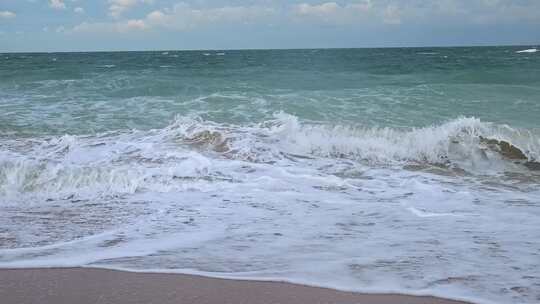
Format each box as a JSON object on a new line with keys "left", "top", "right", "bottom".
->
{"left": 0, "top": 267, "right": 472, "bottom": 304}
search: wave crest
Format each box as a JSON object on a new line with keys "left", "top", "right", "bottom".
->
{"left": 1, "top": 113, "right": 539, "bottom": 201}
{"left": 256, "top": 113, "right": 539, "bottom": 168}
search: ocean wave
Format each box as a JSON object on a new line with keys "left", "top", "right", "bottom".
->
{"left": 261, "top": 113, "right": 540, "bottom": 167}
{"left": 1, "top": 114, "right": 539, "bottom": 201}
{"left": 0, "top": 141, "right": 228, "bottom": 202}
{"left": 167, "top": 113, "right": 539, "bottom": 169}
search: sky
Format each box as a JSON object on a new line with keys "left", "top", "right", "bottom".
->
{"left": 0, "top": 0, "right": 539, "bottom": 52}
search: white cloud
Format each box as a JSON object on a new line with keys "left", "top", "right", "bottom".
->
{"left": 49, "top": 0, "right": 66, "bottom": 10}
{"left": 144, "top": 3, "right": 276, "bottom": 31}
{"left": 0, "top": 11, "right": 16, "bottom": 19}
{"left": 72, "top": 3, "right": 275, "bottom": 34}
{"left": 108, "top": 0, "right": 137, "bottom": 18}
{"left": 74, "top": 7, "right": 85, "bottom": 14}
{"left": 108, "top": 0, "right": 153, "bottom": 18}
{"left": 293, "top": 1, "right": 372, "bottom": 24}
{"left": 62, "top": 0, "right": 540, "bottom": 37}
{"left": 470, "top": 1, "right": 540, "bottom": 24}
{"left": 146, "top": 10, "right": 165, "bottom": 23}
{"left": 71, "top": 19, "right": 149, "bottom": 34}
{"left": 291, "top": 1, "right": 540, "bottom": 26}
{"left": 71, "top": 22, "right": 111, "bottom": 33}
{"left": 382, "top": 5, "right": 401, "bottom": 24}
{"left": 124, "top": 19, "right": 148, "bottom": 31}
{"left": 296, "top": 2, "right": 340, "bottom": 16}
{"left": 390, "top": 1, "right": 540, "bottom": 25}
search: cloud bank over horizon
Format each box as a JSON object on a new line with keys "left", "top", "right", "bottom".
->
{"left": 1, "top": 0, "right": 539, "bottom": 52}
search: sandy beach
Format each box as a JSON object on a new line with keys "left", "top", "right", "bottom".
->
{"left": 0, "top": 268, "right": 472, "bottom": 304}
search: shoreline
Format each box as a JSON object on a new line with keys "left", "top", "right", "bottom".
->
{"left": 0, "top": 267, "right": 473, "bottom": 304}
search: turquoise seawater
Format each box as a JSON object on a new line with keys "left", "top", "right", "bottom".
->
{"left": 1, "top": 47, "right": 539, "bottom": 304}
{"left": 1, "top": 47, "right": 540, "bottom": 135}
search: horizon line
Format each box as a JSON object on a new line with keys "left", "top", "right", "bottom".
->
{"left": 2, "top": 43, "right": 538, "bottom": 54}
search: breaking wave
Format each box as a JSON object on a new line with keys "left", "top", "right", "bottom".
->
{"left": 1, "top": 113, "right": 539, "bottom": 201}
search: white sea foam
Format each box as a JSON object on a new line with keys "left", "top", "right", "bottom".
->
{"left": 202, "top": 52, "right": 226, "bottom": 56}
{"left": 1, "top": 114, "right": 539, "bottom": 304}
{"left": 1, "top": 114, "right": 538, "bottom": 200}
{"left": 259, "top": 113, "right": 539, "bottom": 168}
{"left": 516, "top": 48, "right": 538, "bottom": 53}
{"left": 406, "top": 207, "right": 460, "bottom": 217}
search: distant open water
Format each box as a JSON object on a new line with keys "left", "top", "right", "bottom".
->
{"left": 1, "top": 46, "right": 540, "bottom": 304}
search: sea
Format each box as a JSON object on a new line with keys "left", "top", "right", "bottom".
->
{"left": 1, "top": 46, "right": 539, "bottom": 304}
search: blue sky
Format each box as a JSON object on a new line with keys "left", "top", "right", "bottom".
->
{"left": 1, "top": 0, "right": 539, "bottom": 52}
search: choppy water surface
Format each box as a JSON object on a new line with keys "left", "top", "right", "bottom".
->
{"left": 1, "top": 47, "right": 540, "bottom": 304}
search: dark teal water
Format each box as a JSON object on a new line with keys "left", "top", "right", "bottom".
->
{"left": 1, "top": 46, "right": 539, "bottom": 135}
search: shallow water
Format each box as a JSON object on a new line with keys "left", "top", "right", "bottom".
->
{"left": 1, "top": 47, "right": 540, "bottom": 304}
